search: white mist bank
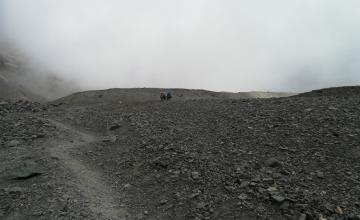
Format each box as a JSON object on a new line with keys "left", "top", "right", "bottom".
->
{"left": 1, "top": 0, "right": 360, "bottom": 93}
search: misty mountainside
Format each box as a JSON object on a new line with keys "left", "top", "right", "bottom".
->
{"left": 1, "top": 85, "right": 359, "bottom": 220}
{"left": 0, "top": 44, "right": 77, "bottom": 101}
{"left": 53, "top": 88, "right": 295, "bottom": 105}
{"left": 0, "top": 53, "right": 43, "bottom": 102}
{"left": 298, "top": 86, "right": 360, "bottom": 97}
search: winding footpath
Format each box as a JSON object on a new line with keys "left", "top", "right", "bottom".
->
{"left": 48, "top": 119, "right": 129, "bottom": 220}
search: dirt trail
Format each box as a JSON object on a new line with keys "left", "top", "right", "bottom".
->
{"left": 48, "top": 119, "right": 129, "bottom": 220}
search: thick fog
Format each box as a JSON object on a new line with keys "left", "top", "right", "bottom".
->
{"left": 1, "top": 0, "right": 360, "bottom": 92}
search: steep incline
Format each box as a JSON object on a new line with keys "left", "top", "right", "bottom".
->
{"left": 48, "top": 120, "right": 129, "bottom": 220}
{"left": 1, "top": 86, "right": 359, "bottom": 219}
{"left": 54, "top": 88, "right": 295, "bottom": 105}
{"left": 0, "top": 44, "right": 77, "bottom": 101}
{"left": 47, "top": 86, "right": 360, "bottom": 220}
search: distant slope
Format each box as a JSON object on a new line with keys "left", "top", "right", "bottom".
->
{"left": 53, "top": 88, "right": 295, "bottom": 105}
{"left": 298, "top": 86, "right": 360, "bottom": 97}
{"left": 0, "top": 43, "right": 77, "bottom": 101}
{"left": 0, "top": 82, "right": 40, "bottom": 101}
{"left": 0, "top": 70, "right": 45, "bottom": 102}
{"left": 232, "top": 91, "right": 296, "bottom": 99}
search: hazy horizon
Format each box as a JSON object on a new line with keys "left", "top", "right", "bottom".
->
{"left": 1, "top": 0, "right": 360, "bottom": 93}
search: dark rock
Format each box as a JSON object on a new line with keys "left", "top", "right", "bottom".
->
{"left": 252, "top": 176, "right": 261, "bottom": 182}
{"left": 10, "top": 161, "right": 43, "bottom": 180}
{"left": 280, "top": 201, "right": 290, "bottom": 210}
{"left": 299, "top": 213, "right": 307, "bottom": 220}
{"left": 160, "top": 199, "right": 168, "bottom": 205}
{"left": 265, "top": 158, "right": 282, "bottom": 168}
{"left": 196, "top": 202, "right": 206, "bottom": 209}
{"left": 239, "top": 181, "right": 250, "bottom": 188}
{"left": 254, "top": 162, "right": 261, "bottom": 170}
{"left": 347, "top": 214, "right": 360, "bottom": 220}
{"left": 324, "top": 203, "right": 334, "bottom": 213}
{"left": 11, "top": 170, "right": 42, "bottom": 180}
{"left": 263, "top": 177, "right": 274, "bottom": 182}
{"left": 34, "top": 133, "right": 45, "bottom": 139}
{"left": 191, "top": 171, "right": 200, "bottom": 180}
{"left": 6, "top": 140, "right": 21, "bottom": 147}
{"left": 316, "top": 171, "right": 325, "bottom": 179}
{"left": 152, "top": 158, "right": 169, "bottom": 169}
{"left": 271, "top": 195, "right": 286, "bottom": 203}
{"left": 102, "top": 136, "right": 117, "bottom": 143}
{"left": 224, "top": 185, "right": 235, "bottom": 192}
{"left": 109, "top": 124, "right": 120, "bottom": 130}
{"left": 238, "top": 193, "right": 248, "bottom": 200}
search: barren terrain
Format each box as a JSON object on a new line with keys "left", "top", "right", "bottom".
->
{"left": 1, "top": 87, "right": 360, "bottom": 220}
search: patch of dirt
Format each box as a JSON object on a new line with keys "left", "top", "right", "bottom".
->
{"left": 48, "top": 120, "right": 129, "bottom": 220}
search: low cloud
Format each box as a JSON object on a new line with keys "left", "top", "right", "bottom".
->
{"left": 1, "top": 0, "right": 360, "bottom": 92}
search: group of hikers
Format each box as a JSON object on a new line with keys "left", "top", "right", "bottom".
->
{"left": 160, "top": 89, "right": 172, "bottom": 100}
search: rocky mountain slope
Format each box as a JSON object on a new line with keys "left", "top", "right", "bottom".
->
{"left": 0, "top": 86, "right": 359, "bottom": 220}
{"left": 298, "top": 86, "right": 360, "bottom": 98}
{"left": 0, "top": 44, "right": 77, "bottom": 101}
{"left": 54, "top": 88, "right": 295, "bottom": 105}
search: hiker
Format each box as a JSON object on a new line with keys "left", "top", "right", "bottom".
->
{"left": 160, "top": 89, "right": 172, "bottom": 100}
{"left": 160, "top": 90, "right": 166, "bottom": 100}
{"left": 165, "top": 89, "right": 172, "bottom": 100}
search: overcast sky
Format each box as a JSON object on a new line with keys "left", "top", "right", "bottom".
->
{"left": 1, "top": 0, "right": 360, "bottom": 92}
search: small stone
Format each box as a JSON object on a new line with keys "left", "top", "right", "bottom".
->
{"left": 267, "top": 186, "right": 278, "bottom": 192}
{"left": 224, "top": 185, "right": 235, "bottom": 192}
{"left": 191, "top": 171, "right": 200, "bottom": 180}
{"left": 263, "top": 177, "right": 274, "bottom": 182}
{"left": 109, "top": 124, "right": 120, "bottom": 131}
{"left": 196, "top": 202, "right": 206, "bottom": 209}
{"left": 319, "top": 214, "right": 327, "bottom": 220}
{"left": 160, "top": 199, "right": 167, "bottom": 205}
{"left": 173, "top": 170, "right": 181, "bottom": 176}
{"left": 11, "top": 168, "right": 42, "bottom": 180}
{"left": 189, "top": 189, "right": 201, "bottom": 199}
{"left": 265, "top": 158, "right": 282, "bottom": 168}
{"left": 249, "top": 182, "right": 257, "bottom": 187}
{"left": 299, "top": 213, "right": 307, "bottom": 220}
{"left": 239, "top": 181, "right": 250, "bottom": 188}
{"left": 280, "top": 201, "right": 290, "bottom": 210}
{"left": 316, "top": 171, "right": 325, "bottom": 179}
{"left": 271, "top": 195, "right": 286, "bottom": 203}
{"left": 6, "top": 140, "right": 21, "bottom": 147}
{"left": 238, "top": 193, "right": 248, "bottom": 200}
{"left": 335, "top": 206, "right": 343, "bottom": 215}
{"left": 324, "top": 203, "right": 334, "bottom": 213}
{"left": 35, "top": 133, "right": 45, "bottom": 139}
{"left": 102, "top": 136, "right": 117, "bottom": 143}
{"left": 252, "top": 176, "right": 261, "bottom": 182}
{"left": 124, "top": 183, "right": 131, "bottom": 189}
{"left": 254, "top": 163, "right": 261, "bottom": 170}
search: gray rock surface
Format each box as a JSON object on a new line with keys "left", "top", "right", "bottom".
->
{"left": 1, "top": 86, "right": 360, "bottom": 220}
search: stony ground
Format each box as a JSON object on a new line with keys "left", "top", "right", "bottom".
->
{"left": 1, "top": 87, "right": 360, "bottom": 220}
